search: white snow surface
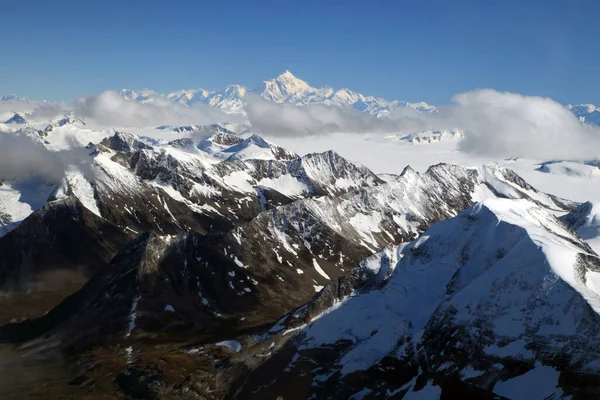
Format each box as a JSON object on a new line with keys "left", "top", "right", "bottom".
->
{"left": 0, "top": 178, "right": 56, "bottom": 237}
{"left": 65, "top": 167, "right": 101, "bottom": 217}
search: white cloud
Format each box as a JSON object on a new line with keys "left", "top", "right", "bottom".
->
{"left": 72, "top": 91, "right": 240, "bottom": 128}
{"left": 247, "top": 89, "right": 600, "bottom": 161}
{"left": 245, "top": 93, "right": 414, "bottom": 135}
{"left": 4, "top": 87, "right": 599, "bottom": 162}
{"left": 0, "top": 100, "right": 36, "bottom": 121}
{"left": 448, "top": 89, "right": 600, "bottom": 160}
{"left": 0, "top": 133, "right": 64, "bottom": 182}
{"left": 0, "top": 132, "right": 93, "bottom": 183}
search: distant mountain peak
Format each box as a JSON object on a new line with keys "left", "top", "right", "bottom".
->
{"left": 261, "top": 71, "right": 312, "bottom": 103}
{"left": 4, "top": 113, "right": 27, "bottom": 125}
{"left": 104, "top": 73, "right": 439, "bottom": 116}
{"left": 0, "top": 94, "right": 30, "bottom": 102}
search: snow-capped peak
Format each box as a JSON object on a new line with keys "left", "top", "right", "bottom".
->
{"left": 260, "top": 70, "right": 313, "bottom": 103}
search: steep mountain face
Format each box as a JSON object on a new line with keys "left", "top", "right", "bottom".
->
{"left": 561, "top": 201, "right": 600, "bottom": 253}
{"left": 233, "top": 199, "right": 600, "bottom": 399}
{"left": 0, "top": 129, "right": 591, "bottom": 399}
{"left": 260, "top": 70, "right": 315, "bottom": 103}
{"left": 0, "top": 128, "right": 573, "bottom": 296}
{"left": 0, "top": 149, "right": 575, "bottom": 345}
{"left": 0, "top": 197, "right": 132, "bottom": 291}
{"left": 80, "top": 131, "right": 396, "bottom": 235}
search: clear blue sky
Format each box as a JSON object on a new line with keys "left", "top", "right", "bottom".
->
{"left": 1, "top": 0, "right": 598, "bottom": 105}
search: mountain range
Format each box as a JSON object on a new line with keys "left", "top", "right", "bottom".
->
{"left": 1, "top": 115, "right": 599, "bottom": 398}
{"left": 2, "top": 73, "right": 600, "bottom": 399}
{"left": 117, "top": 71, "right": 438, "bottom": 116}
{"left": 3, "top": 72, "right": 599, "bottom": 126}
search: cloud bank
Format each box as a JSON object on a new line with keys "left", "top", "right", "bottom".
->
{"left": 449, "top": 89, "right": 600, "bottom": 160}
{"left": 245, "top": 93, "right": 429, "bottom": 135}
{"left": 73, "top": 91, "right": 239, "bottom": 128}
{"left": 0, "top": 134, "right": 64, "bottom": 182}
{"left": 246, "top": 90, "right": 600, "bottom": 160}
{"left": 3, "top": 87, "right": 599, "bottom": 162}
{"left": 0, "top": 133, "right": 92, "bottom": 183}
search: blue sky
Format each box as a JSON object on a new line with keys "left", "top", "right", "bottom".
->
{"left": 1, "top": 0, "right": 598, "bottom": 105}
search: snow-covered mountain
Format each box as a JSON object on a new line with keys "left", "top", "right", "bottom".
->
{"left": 115, "top": 71, "right": 437, "bottom": 116}
{"left": 0, "top": 124, "right": 590, "bottom": 398}
{"left": 561, "top": 201, "right": 600, "bottom": 254}
{"left": 238, "top": 198, "right": 600, "bottom": 399}
{"left": 3, "top": 110, "right": 600, "bottom": 398}
{"left": 567, "top": 103, "right": 600, "bottom": 125}
{"left": 259, "top": 70, "right": 437, "bottom": 115}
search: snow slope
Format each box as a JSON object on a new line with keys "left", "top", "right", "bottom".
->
{"left": 0, "top": 178, "right": 56, "bottom": 237}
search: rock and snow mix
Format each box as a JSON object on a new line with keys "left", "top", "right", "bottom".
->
{"left": 3, "top": 75, "right": 600, "bottom": 398}
{"left": 252, "top": 198, "right": 600, "bottom": 398}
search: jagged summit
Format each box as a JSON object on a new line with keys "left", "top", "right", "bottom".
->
{"left": 260, "top": 70, "right": 312, "bottom": 103}
{"left": 99, "top": 131, "right": 152, "bottom": 153}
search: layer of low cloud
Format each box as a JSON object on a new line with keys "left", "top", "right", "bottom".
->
{"left": 449, "top": 89, "right": 600, "bottom": 160}
{"left": 3, "top": 87, "right": 600, "bottom": 162}
{"left": 0, "top": 132, "right": 92, "bottom": 183}
{"left": 0, "top": 134, "right": 64, "bottom": 182}
{"left": 245, "top": 93, "right": 429, "bottom": 135}
{"left": 246, "top": 90, "right": 600, "bottom": 160}
{"left": 73, "top": 91, "right": 239, "bottom": 128}
{"left": 0, "top": 100, "right": 37, "bottom": 120}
